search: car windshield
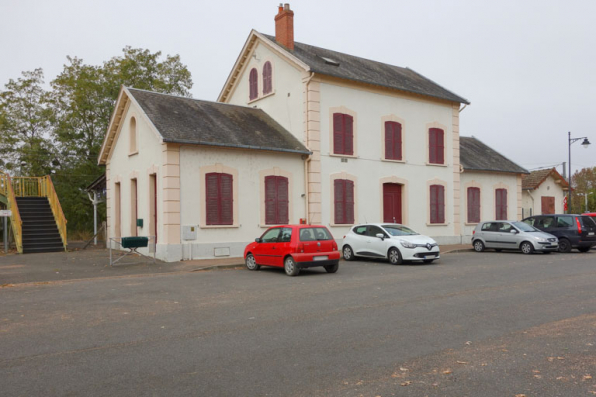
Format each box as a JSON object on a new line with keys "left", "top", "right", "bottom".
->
{"left": 512, "top": 222, "right": 539, "bottom": 232}
{"left": 299, "top": 227, "right": 332, "bottom": 241}
{"left": 382, "top": 225, "right": 419, "bottom": 236}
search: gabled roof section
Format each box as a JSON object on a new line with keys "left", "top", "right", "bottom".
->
{"left": 522, "top": 168, "right": 569, "bottom": 191}
{"left": 99, "top": 86, "right": 133, "bottom": 165}
{"left": 260, "top": 33, "right": 469, "bottom": 104}
{"left": 460, "top": 136, "right": 528, "bottom": 175}
{"left": 126, "top": 88, "right": 310, "bottom": 154}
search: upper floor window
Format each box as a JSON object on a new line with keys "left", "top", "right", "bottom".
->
{"left": 263, "top": 61, "right": 272, "bottom": 95}
{"left": 495, "top": 188, "right": 507, "bottom": 220}
{"left": 430, "top": 184, "right": 445, "bottom": 224}
{"left": 429, "top": 128, "right": 444, "bottom": 164}
{"left": 333, "top": 113, "right": 354, "bottom": 155}
{"left": 249, "top": 68, "right": 258, "bottom": 100}
{"left": 467, "top": 187, "right": 480, "bottom": 223}
{"left": 334, "top": 179, "right": 355, "bottom": 224}
{"left": 206, "top": 172, "right": 233, "bottom": 225}
{"left": 265, "top": 175, "right": 289, "bottom": 225}
{"left": 129, "top": 117, "right": 137, "bottom": 154}
{"left": 385, "top": 121, "right": 402, "bottom": 160}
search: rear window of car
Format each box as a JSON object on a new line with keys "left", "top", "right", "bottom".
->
{"left": 579, "top": 216, "right": 596, "bottom": 228}
{"left": 353, "top": 225, "right": 367, "bottom": 235}
{"left": 557, "top": 216, "right": 574, "bottom": 228}
{"left": 299, "top": 227, "right": 333, "bottom": 241}
{"left": 481, "top": 223, "right": 494, "bottom": 231}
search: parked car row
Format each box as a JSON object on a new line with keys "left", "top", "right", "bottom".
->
{"left": 244, "top": 214, "right": 596, "bottom": 277}
{"left": 472, "top": 214, "right": 596, "bottom": 254}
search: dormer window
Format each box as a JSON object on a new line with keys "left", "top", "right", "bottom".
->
{"left": 249, "top": 68, "right": 258, "bottom": 100}
{"left": 129, "top": 117, "right": 138, "bottom": 155}
{"left": 263, "top": 61, "right": 272, "bottom": 95}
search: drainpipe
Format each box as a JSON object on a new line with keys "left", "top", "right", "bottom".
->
{"left": 303, "top": 72, "right": 316, "bottom": 224}
{"left": 526, "top": 189, "right": 535, "bottom": 216}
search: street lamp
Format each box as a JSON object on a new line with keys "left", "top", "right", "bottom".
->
{"left": 577, "top": 192, "right": 594, "bottom": 213}
{"left": 568, "top": 132, "right": 591, "bottom": 213}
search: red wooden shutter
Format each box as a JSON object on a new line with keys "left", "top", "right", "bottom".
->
{"left": 437, "top": 185, "right": 445, "bottom": 223}
{"left": 430, "top": 184, "right": 445, "bottom": 224}
{"left": 468, "top": 187, "right": 480, "bottom": 223}
{"left": 496, "top": 189, "right": 507, "bottom": 220}
{"left": 395, "top": 123, "right": 402, "bottom": 160}
{"left": 249, "top": 68, "right": 258, "bottom": 100}
{"left": 265, "top": 176, "right": 277, "bottom": 224}
{"left": 206, "top": 173, "right": 220, "bottom": 225}
{"left": 344, "top": 115, "right": 354, "bottom": 155}
{"left": 277, "top": 177, "right": 289, "bottom": 224}
{"left": 333, "top": 113, "right": 344, "bottom": 154}
{"left": 429, "top": 128, "right": 444, "bottom": 164}
{"left": 334, "top": 179, "right": 344, "bottom": 224}
{"left": 385, "top": 122, "right": 402, "bottom": 160}
{"left": 429, "top": 129, "right": 436, "bottom": 163}
{"left": 345, "top": 180, "right": 355, "bottom": 223}
{"left": 263, "top": 62, "right": 272, "bottom": 94}
{"left": 437, "top": 129, "right": 444, "bottom": 164}
{"left": 220, "top": 174, "right": 233, "bottom": 225}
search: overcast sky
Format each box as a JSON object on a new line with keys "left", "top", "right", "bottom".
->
{"left": 1, "top": 0, "right": 595, "bottom": 176}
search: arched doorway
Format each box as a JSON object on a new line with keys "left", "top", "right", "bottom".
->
{"left": 383, "top": 183, "right": 402, "bottom": 224}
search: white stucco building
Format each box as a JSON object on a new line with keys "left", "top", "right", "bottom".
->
{"left": 100, "top": 4, "right": 530, "bottom": 262}
{"left": 521, "top": 168, "right": 569, "bottom": 218}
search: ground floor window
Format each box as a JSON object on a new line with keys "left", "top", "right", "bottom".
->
{"left": 265, "top": 176, "right": 289, "bottom": 224}
{"left": 496, "top": 188, "right": 507, "bottom": 220}
{"left": 467, "top": 187, "right": 480, "bottom": 223}
{"left": 430, "top": 184, "right": 445, "bottom": 224}
{"left": 334, "top": 179, "right": 354, "bottom": 224}
{"left": 206, "top": 172, "right": 233, "bottom": 225}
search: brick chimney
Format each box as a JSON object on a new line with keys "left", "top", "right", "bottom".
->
{"left": 275, "top": 3, "right": 294, "bottom": 50}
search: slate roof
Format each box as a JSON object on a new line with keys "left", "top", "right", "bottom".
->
{"left": 522, "top": 168, "right": 569, "bottom": 190}
{"left": 460, "top": 136, "right": 528, "bottom": 174}
{"left": 128, "top": 88, "right": 311, "bottom": 155}
{"left": 261, "top": 33, "right": 469, "bottom": 105}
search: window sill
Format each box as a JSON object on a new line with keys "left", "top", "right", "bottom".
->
{"left": 329, "top": 153, "right": 358, "bottom": 159}
{"left": 259, "top": 223, "right": 288, "bottom": 228}
{"left": 329, "top": 223, "right": 354, "bottom": 227}
{"left": 200, "top": 224, "right": 239, "bottom": 229}
{"left": 381, "top": 158, "right": 405, "bottom": 164}
{"left": 465, "top": 222, "right": 480, "bottom": 226}
{"left": 426, "top": 222, "right": 449, "bottom": 226}
{"left": 247, "top": 90, "right": 275, "bottom": 105}
{"left": 129, "top": 151, "right": 139, "bottom": 157}
{"left": 425, "top": 162, "right": 448, "bottom": 167}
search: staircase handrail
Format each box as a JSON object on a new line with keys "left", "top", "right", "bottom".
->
{"left": 44, "top": 175, "right": 68, "bottom": 249}
{"left": 3, "top": 173, "right": 23, "bottom": 253}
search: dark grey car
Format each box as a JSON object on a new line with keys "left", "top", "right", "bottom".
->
{"left": 472, "top": 221, "right": 559, "bottom": 254}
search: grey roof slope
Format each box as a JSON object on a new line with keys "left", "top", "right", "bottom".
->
{"left": 128, "top": 88, "right": 310, "bottom": 155}
{"left": 460, "top": 136, "right": 528, "bottom": 174}
{"left": 261, "top": 33, "right": 469, "bottom": 105}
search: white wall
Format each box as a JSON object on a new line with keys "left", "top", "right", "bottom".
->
{"left": 106, "top": 104, "right": 164, "bottom": 251}
{"left": 179, "top": 145, "right": 305, "bottom": 260}
{"left": 318, "top": 81, "right": 458, "bottom": 242}
{"left": 522, "top": 175, "right": 566, "bottom": 217}
{"left": 460, "top": 171, "right": 520, "bottom": 237}
{"left": 226, "top": 40, "right": 306, "bottom": 143}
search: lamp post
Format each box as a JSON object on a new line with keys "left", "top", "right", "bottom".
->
{"left": 568, "top": 132, "right": 591, "bottom": 213}
{"left": 577, "top": 192, "right": 594, "bottom": 213}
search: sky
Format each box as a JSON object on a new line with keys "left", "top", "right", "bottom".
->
{"left": 1, "top": 0, "right": 595, "bottom": 176}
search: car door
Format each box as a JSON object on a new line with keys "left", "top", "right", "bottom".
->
{"left": 480, "top": 222, "right": 499, "bottom": 248}
{"left": 366, "top": 225, "right": 389, "bottom": 257}
{"left": 535, "top": 216, "right": 557, "bottom": 237}
{"left": 272, "top": 227, "right": 293, "bottom": 267}
{"left": 349, "top": 225, "right": 369, "bottom": 255}
{"left": 252, "top": 228, "right": 281, "bottom": 266}
{"left": 496, "top": 222, "right": 519, "bottom": 248}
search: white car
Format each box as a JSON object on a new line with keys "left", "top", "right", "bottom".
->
{"left": 342, "top": 223, "right": 440, "bottom": 264}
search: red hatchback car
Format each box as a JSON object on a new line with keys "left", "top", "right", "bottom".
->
{"left": 244, "top": 225, "right": 341, "bottom": 276}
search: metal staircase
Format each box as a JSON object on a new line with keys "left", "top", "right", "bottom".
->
{"left": 0, "top": 172, "right": 67, "bottom": 254}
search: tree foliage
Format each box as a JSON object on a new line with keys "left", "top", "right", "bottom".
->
{"left": 0, "top": 47, "right": 193, "bottom": 236}
{"left": 571, "top": 167, "right": 596, "bottom": 212}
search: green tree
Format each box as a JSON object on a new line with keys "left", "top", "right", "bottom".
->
{"left": 0, "top": 69, "right": 53, "bottom": 176}
{"left": 571, "top": 167, "right": 596, "bottom": 213}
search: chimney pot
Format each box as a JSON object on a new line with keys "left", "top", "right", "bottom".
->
{"left": 275, "top": 3, "right": 294, "bottom": 50}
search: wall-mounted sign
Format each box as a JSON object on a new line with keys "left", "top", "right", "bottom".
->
{"left": 0, "top": 210, "right": 12, "bottom": 217}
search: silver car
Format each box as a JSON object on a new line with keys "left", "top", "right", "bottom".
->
{"left": 472, "top": 221, "right": 558, "bottom": 254}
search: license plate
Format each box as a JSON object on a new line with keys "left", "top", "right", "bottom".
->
{"left": 313, "top": 256, "right": 328, "bottom": 261}
{"left": 426, "top": 255, "right": 436, "bottom": 259}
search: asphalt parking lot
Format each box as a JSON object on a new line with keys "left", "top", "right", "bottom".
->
{"left": 1, "top": 249, "right": 595, "bottom": 396}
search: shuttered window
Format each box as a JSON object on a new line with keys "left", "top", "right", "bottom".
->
{"left": 467, "top": 187, "right": 481, "bottom": 223}
{"left": 430, "top": 184, "right": 445, "bottom": 224}
{"left": 334, "top": 179, "right": 355, "bottom": 224}
{"left": 429, "top": 128, "right": 445, "bottom": 164}
{"left": 249, "top": 68, "right": 258, "bottom": 100}
{"left": 333, "top": 113, "right": 354, "bottom": 155}
{"left": 495, "top": 189, "right": 507, "bottom": 220}
{"left": 206, "top": 173, "right": 233, "bottom": 225}
{"left": 263, "top": 62, "right": 272, "bottom": 95}
{"left": 385, "top": 121, "right": 402, "bottom": 160}
{"left": 265, "top": 176, "right": 289, "bottom": 225}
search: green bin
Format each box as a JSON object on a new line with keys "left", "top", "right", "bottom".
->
{"left": 121, "top": 236, "right": 149, "bottom": 249}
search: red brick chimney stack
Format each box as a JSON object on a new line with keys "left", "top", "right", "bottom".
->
{"left": 275, "top": 3, "right": 294, "bottom": 50}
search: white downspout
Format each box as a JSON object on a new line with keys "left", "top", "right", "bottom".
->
{"left": 303, "top": 72, "right": 315, "bottom": 224}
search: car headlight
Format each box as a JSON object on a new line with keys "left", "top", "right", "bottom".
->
{"left": 535, "top": 237, "right": 546, "bottom": 242}
{"left": 400, "top": 240, "right": 416, "bottom": 249}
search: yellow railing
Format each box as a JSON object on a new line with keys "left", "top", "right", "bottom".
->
{"left": 0, "top": 173, "right": 24, "bottom": 253}
{"left": 1, "top": 173, "right": 68, "bottom": 252}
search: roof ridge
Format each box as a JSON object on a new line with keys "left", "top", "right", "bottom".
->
{"left": 126, "top": 87, "right": 258, "bottom": 111}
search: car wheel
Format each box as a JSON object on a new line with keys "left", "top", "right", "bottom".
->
{"left": 284, "top": 256, "right": 300, "bottom": 277}
{"left": 578, "top": 247, "right": 591, "bottom": 253}
{"left": 343, "top": 245, "right": 355, "bottom": 261}
{"left": 558, "top": 239, "right": 572, "bottom": 253}
{"left": 423, "top": 259, "right": 434, "bottom": 264}
{"left": 388, "top": 247, "right": 403, "bottom": 265}
{"left": 324, "top": 262, "right": 339, "bottom": 273}
{"left": 473, "top": 240, "right": 485, "bottom": 252}
{"left": 245, "top": 254, "right": 260, "bottom": 270}
{"left": 520, "top": 241, "right": 534, "bottom": 255}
